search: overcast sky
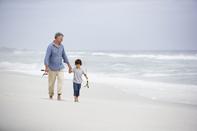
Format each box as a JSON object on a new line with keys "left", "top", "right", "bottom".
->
{"left": 0, "top": 0, "right": 197, "bottom": 51}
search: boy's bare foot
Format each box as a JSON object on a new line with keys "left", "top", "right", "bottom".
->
{"left": 57, "top": 94, "right": 61, "bottom": 100}
{"left": 74, "top": 97, "right": 79, "bottom": 102}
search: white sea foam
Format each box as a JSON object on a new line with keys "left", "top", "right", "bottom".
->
{"left": 111, "top": 63, "right": 130, "bottom": 72}
{"left": 67, "top": 51, "right": 86, "bottom": 55}
{"left": 0, "top": 61, "right": 42, "bottom": 75}
{"left": 1, "top": 60, "right": 197, "bottom": 105}
{"left": 92, "top": 52, "right": 197, "bottom": 60}
{"left": 13, "top": 50, "right": 35, "bottom": 55}
{"left": 68, "top": 55, "right": 82, "bottom": 58}
{"left": 1, "top": 47, "right": 197, "bottom": 105}
{"left": 142, "top": 73, "right": 171, "bottom": 77}
{"left": 87, "top": 73, "right": 197, "bottom": 105}
{"left": 91, "top": 52, "right": 108, "bottom": 56}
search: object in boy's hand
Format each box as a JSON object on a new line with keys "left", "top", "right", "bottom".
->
{"left": 84, "top": 80, "right": 89, "bottom": 88}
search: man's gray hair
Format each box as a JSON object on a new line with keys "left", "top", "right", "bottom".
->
{"left": 55, "top": 32, "right": 64, "bottom": 39}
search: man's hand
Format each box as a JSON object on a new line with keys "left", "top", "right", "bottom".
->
{"left": 68, "top": 64, "right": 72, "bottom": 73}
{"left": 45, "top": 65, "right": 49, "bottom": 74}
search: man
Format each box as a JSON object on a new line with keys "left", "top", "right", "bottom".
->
{"left": 44, "top": 32, "right": 72, "bottom": 100}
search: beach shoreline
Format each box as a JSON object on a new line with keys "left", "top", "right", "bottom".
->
{"left": 1, "top": 71, "right": 197, "bottom": 131}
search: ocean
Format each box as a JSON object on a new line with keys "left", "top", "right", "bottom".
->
{"left": 0, "top": 47, "right": 197, "bottom": 105}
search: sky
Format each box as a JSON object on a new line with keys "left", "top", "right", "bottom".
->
{"left": 0, "top": 0, "right": 197, "bottom": 51}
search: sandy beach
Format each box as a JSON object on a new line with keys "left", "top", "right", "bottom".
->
{"left": 0, "top": 71, "right": 197, "bottom": 131}
{"left": 1, "top": 0, "right": 197, "bottom": 130}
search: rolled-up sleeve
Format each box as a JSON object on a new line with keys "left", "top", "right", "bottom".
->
{"left": 44, "top": 45, "right": 51, "bottom": 65}
{"left": 62, "top": 48, "right": 69, "bottom": 64}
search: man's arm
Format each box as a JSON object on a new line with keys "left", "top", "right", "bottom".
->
{"left": 62, "top": 47, "right": 72, "bottom": 72}
{"left": 44, "top": 45, "right": 52, "bottom": 72}
{"left": 62, "top": 47, "right": 69, "bottom": 64}
{"left": 67, "top": 63, "right": 72, "bottom": 73}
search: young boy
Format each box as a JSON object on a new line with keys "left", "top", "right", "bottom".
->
{"left": 69, "top": 59, "right": 88, "bottom": 102}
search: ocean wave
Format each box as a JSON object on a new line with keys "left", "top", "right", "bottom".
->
{"left": 13, "top": 50, "right": 36, "bottom": 55}
{"left": 0, "top": 61, "right": 42, "bottom": 75}
{"left": 68, "top": 55, "right": 82, "bottom": 58}
{"left": 0, "top": 47, "right": 45, "bottom": 55}
{"left": 67, "top": 51, "right": 86, "bottom": 55}
{"left": 111, "top": 63, "right": 130, "bottom": 72}
{"left": 92, "top": 52, "right": 197, "bottom": 60}
{"left": 91, "top": 52, "right": 109, "bottom": 56}
{"left": 1, "top": 60, "right": 197, "bottom": 105}
{"left": 142, "top": 73, "right": 171, "bottom": 77}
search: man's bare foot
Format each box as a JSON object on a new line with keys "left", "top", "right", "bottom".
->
{"left": 57, "top": 94, "right": 61, "bottom": 100}
{"left": 49, "top": 95, "right": 53, "bottom": 99}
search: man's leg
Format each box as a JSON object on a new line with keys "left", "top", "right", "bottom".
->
{"left": 57, "top": 70, "right": 64, "bottom": 100}
{"left": 48, "top": 69, "right": 56, "bottom": 98}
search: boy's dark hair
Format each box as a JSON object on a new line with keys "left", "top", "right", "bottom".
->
{"left": 75, "top": 59, "right": 82, "bottom": 65}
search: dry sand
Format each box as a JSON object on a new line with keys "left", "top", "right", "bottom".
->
{"left": 0, "top": 71, "right": 197, "bottom": 131}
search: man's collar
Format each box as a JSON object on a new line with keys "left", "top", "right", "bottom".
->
{"left": 52, "top": 42, "right": 61, "bottom": 48}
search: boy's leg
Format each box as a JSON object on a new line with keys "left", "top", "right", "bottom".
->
{"left": 77, "top": 84, "right": 81, "bottom": 97}
{"left": 48, "top": 69, "right": 56, "bottom": 98}
{"left": 73, "top": 83, "right": 78, "bottom": 102}
{"left": 74, "top": 96, "right": 78, "bottom": 102}
{"left": 57, "top": 70, "right": 64, "bottom": 96}
{"left": 76, "top": 84, "right": 81, "bottom": 102}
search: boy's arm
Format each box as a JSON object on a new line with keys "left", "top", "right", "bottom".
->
{"left": 83, "top": 70, "right": 88, "bottom": 80}
{"left": 84, "top": 74, "right": 88, "bottom": 80}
